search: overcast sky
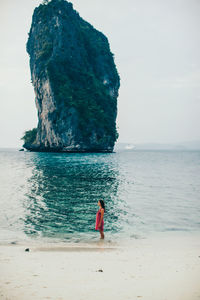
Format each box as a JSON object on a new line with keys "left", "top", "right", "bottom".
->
{"left": 0, "top": 0, "right": 200, "bottom": 147}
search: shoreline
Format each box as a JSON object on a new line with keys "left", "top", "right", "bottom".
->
{"left": 0, "top": 232, "right": 200, "bottom": 300}
{"left": 0, "top": 229, "right": 199, "bottom": 246}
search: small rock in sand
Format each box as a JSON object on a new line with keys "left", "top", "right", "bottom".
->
{"left": 25, "top": 248, "right": 30, "bottom": 252}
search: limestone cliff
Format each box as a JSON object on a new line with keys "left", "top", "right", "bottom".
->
{"left": 23, "top": 0, "right": 120, "bottom": 152}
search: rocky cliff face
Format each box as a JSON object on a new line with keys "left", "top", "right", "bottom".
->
{"left": 24, "top": 0, "right": 120, "bottom": 152}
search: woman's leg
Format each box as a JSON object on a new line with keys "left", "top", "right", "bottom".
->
{"left": 99, "top": 230, "right": 104, "bottom": 239}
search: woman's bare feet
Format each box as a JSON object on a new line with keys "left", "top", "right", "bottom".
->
{"left": 100, "top": 231, "right": 104, "bottom": 239}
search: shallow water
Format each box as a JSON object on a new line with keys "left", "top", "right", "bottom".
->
{"left": 0, "top": 149, "right": 200, "bottom": 244}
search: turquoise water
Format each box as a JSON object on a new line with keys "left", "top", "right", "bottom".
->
{"left": 0, "top": 149, "right": 200, "bottom": 244}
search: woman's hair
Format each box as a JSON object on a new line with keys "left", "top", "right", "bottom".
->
{"left": 99, "top": 199, "right": 105, "bottom": 212}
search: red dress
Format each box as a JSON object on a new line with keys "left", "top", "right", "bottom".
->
{"left": 95, "top": 209, "right": 104, "bottom": 231}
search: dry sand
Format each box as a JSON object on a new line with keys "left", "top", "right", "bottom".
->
{"left": 0, "top": 232, "right": 200, "bottom": 300}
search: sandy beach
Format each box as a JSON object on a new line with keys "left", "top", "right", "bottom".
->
{"left": 0, "top": 232, "right": 200, "bottom": 300}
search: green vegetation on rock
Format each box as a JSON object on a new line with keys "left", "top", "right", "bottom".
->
{"left": 21, "top": 128, "right": 37, "bottom": 145}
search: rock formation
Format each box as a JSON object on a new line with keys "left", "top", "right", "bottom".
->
{"left": 23, "top": 0, "right": 120, "bottom": 152}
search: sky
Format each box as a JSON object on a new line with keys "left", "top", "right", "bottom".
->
{"left": 0, "top": 0, "right": 200, "bottom": 147}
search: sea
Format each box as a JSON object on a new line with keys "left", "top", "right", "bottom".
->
{"left": 0, "top": 149, "right": 200, "bottom": 245}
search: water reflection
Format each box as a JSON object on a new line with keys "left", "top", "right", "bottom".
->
{"left": 2, "top": 150, "right": 199, "bottom": 244}
{"left": 23, "top": 152, "right": 127, "bottom": 241}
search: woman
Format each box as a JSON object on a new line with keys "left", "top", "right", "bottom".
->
{"left": 95, "top": 199, "right": 105, "bottom": 239}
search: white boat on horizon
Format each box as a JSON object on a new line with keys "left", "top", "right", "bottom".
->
{"left": 125, "top": 144, "right": 135, "bottom": 150}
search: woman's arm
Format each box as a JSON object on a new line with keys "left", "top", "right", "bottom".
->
{"left": 98, "top": 208, "right": 104, "bottom": 227}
